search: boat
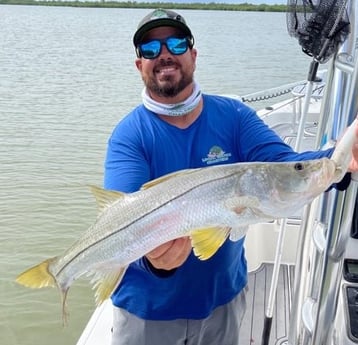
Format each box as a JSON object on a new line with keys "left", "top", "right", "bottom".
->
{"left": 77, "top": 1, "right": 358, "bottom": 344}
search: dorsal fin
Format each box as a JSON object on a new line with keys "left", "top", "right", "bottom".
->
{"left": 90, "top": 185, "right": 125, "bottom": 214}
{"left": 140, "top": 168, "right": 200, "bottom": 190}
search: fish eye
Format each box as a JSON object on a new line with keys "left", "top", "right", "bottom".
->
{"left": 294, "top": 162, "right": 304, "bottom": 171}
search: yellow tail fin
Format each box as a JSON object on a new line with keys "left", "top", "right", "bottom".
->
{"left": 16, "top": 258, "right": 57, "bottom": 289}
{"left": 16, "top": 258, "right": 72, "bottom": 325}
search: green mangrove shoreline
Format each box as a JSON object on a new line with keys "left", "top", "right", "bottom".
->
{"left": 0, "top": 1, "right": 287, "bottom": 12}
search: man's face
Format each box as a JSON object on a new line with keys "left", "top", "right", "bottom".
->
{"left": 135, "top": 26, "right": 197, "bottom": 100}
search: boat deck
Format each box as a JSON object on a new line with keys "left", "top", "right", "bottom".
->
{"left": 240, "top": 263, "right": 295, "bottom": 345}
{"left": 77, "top": 262, "right": 295, "bottom": 345}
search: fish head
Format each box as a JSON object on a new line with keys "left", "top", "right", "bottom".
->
{"left": 260, "top": 158, "right": 337, "bottom": 215}
{"left": 272, "top": 158, "right": 336, "bottom": 195}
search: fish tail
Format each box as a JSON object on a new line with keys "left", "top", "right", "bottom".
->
{"left": 16, "top": 257, "right": 71, "bottom": 325}
{"left": 16, "top": 257, "right": 57, "bottom": 289}
{"left": 61, "top": 288, "right": 70, "bottom": 326}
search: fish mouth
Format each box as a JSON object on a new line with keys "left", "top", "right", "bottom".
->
{"left": 307, "top": 159, "right": 337, "bottom": 193}
{"left": 322, "top": 159, "right": 337, "bottom": 186}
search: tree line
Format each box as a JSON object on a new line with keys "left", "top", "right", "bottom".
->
{"left": 0, "top": 1, "right": 287, "bottom": 12}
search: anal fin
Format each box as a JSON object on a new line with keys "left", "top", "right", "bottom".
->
{"left": 91, "top": 266, "right": 128, "bottom": 306}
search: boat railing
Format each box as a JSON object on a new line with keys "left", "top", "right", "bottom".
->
{"left": 240, "top": 80, "right": 309, "bottom": 103}
{"left": 288, "top": 1, "right": 358, "bottom": 344}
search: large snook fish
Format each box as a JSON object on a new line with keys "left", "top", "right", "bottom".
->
{"left": 16, "top": 118, "right": 357, "bottom": 321}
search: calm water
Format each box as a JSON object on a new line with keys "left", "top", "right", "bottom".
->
{"left": 0, "top": 5, "right": 313, "bottom": 345}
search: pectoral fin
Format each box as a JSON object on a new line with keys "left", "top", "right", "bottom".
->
{"left": 225, "top": 196, "right": 260, "bottom": 215}
{"left": 190, "top": 226, "right": 231, "bottom": 260}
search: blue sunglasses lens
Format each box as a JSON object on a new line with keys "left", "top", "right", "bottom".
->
{"left": 167, "top": 37, "right": 188, "bottom": 55}
{"left": 139, "top": 37, "right": 189, "bottom": 59}
{"left": 139, "top": 40, "right": 161, "bottom": 59}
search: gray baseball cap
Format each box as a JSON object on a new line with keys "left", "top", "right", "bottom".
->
{"left": 133, "top": 9, "right": 194, "bottom": 46}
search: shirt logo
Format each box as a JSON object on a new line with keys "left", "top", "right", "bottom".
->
{"left": 202, "top": 146, "right": 232, "bottom": 165}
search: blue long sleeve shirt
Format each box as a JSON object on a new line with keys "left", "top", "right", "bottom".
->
{"left": 104, "top": 94, "right": 336, "bottom": 320}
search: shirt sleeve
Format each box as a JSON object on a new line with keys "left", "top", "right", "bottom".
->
{"left": 236, "top": 105, "right": 327, "bottom": 162}
{"left": 104, "top": 119, "right": 150, "bottom": 193}
{"left": 235, "top": 104, "right": 351, "bottom": 190}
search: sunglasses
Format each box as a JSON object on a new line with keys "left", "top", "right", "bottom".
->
{"left": 136, "top": 36, "right": 193, "bottom": 59}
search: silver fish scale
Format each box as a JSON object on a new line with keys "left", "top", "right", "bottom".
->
{"left": 51, "top": 159, "right": 336, "bottom": 287}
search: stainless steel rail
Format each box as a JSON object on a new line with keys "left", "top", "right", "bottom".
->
{"left": 288, "top": 1, "right": 358, "bottom": 344}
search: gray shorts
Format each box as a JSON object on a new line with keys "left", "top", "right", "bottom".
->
{"left": 111, "top": 287, "right": 247, "bottom": 345}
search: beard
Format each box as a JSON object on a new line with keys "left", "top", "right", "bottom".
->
{"left": 143, "top": 60, "right": 194, "bottom": 98}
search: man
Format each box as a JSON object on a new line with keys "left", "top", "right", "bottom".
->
{"left": 104, "top": 8, "right": 358, "bottom": 345}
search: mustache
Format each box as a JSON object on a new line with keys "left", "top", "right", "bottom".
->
{"left": 154, "top": 59, "right": 180, "bottom": 69}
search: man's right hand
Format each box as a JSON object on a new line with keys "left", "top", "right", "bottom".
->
{"left": 145, "top": 237, "right": 192, "bottom": 271}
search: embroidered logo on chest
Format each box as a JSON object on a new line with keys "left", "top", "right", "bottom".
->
{"left": 202, "top": 146, "right": 232, "bottom": 165}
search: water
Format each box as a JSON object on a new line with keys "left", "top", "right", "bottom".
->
{"left": 0, "top": 5, "right": 314, "bottom": 345}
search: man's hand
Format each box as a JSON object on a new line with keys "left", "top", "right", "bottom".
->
{"left": 146, "top": 237, "right": 192, "bottom": 270}
{"left": 348, "top": 124, "right": 358, "bottom": 173}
